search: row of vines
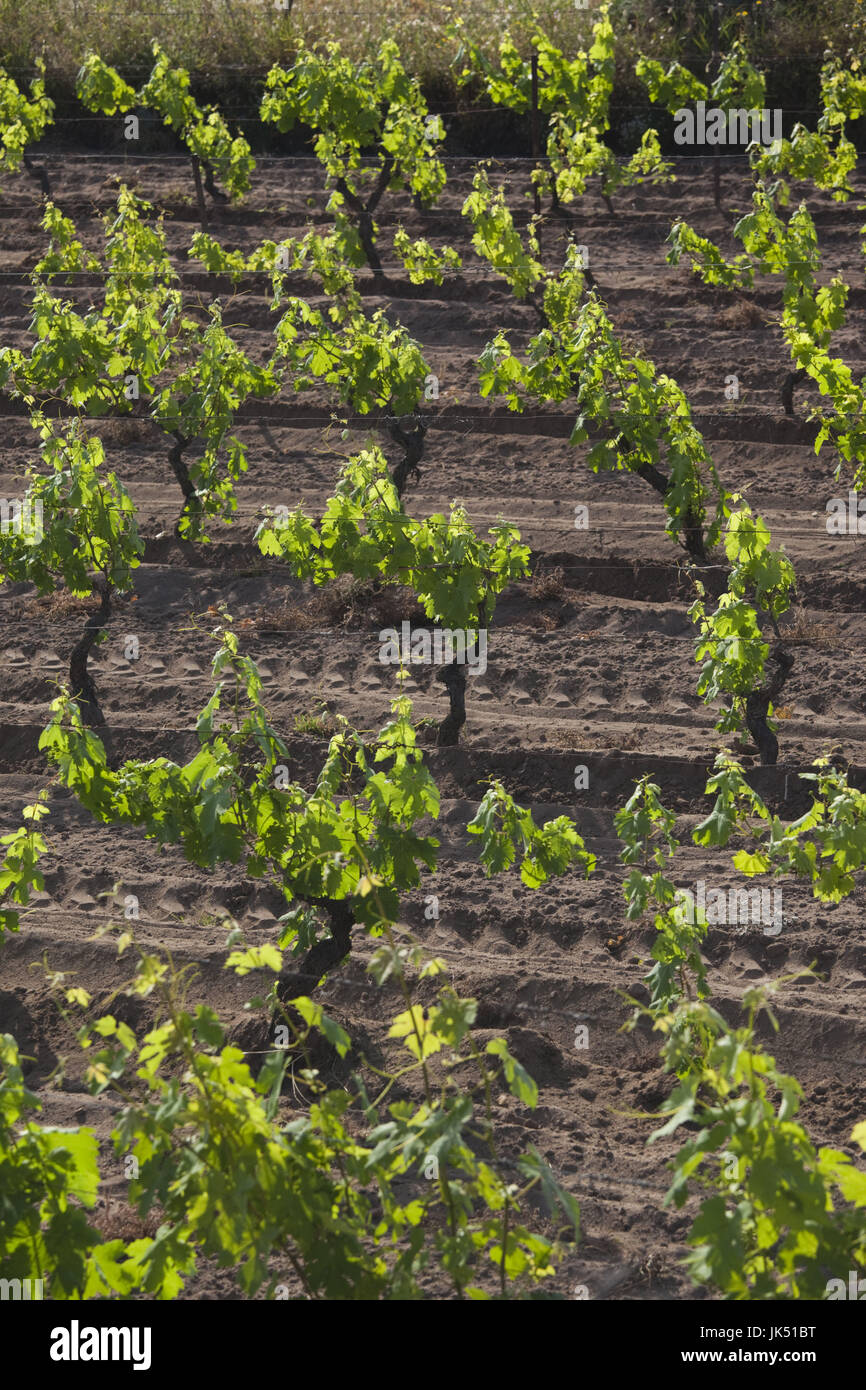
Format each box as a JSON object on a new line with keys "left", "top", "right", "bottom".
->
{"left": 2, "top": 3, "right": 866, "bottom": 1300}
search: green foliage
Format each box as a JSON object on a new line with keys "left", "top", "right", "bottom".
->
{"left": 721, "top": 502, "right": 796, "bottom": 621}
{"left": 667, "top": 187, "right": 832, "bottom": 305}
{"left": 692, "top": 752, "right": 772, "bottom": 854}
{"left": 33, "top": 201, "right": 101, "bottom": 280}
{"left": 187, "top": 229, "right": 253, "bottom": 282}
{"left": 0, "top": 189, "right": 177, "bottom": 414}
{"left": 753, "top": 54, "right": 865, "bottom": 204}
{"left": 0, "top": 927, "right": 581, "bottom": 1300}
{"left": 1, "top": 287, "right": 131, "bottom": 412}
{"left": 296, "top": 222, "right": 362, "bottom": 300}
{"left": 455, "top": 5, "right": 671, "bottom": 207}
{"left": 636, "top": 56, "right": 707, "bottom": 113}
{"left": 820, "top": 52, "right": 866, "bottom": 128}
{"left": 808, "top": 359, "right": 866, "bottom": 487}
{"left": 611, "top": 751, "right": 866, "bottom": 1301}
{"left": 458, "top": 14, "right": 615, "bottom": 115}
{"left": 761, "top": 198, "right": 866, "bottom": 478}
{"left": 753, "top": 125, "right": 858, "bottom": 205}
{"left": 710, "top": 39, "right": 766, "bottom": 112}
{"left": 0, "top": 799, "right": 50, "bottom": 938}
{"left": 0, "top": 194, "right": 279, "bottom": 539}
{"left": 14, "top": 29, "right": 866, "bottom": 1313}
{"left": 478, "top": 279, "right": 726, "bottom": 557}
{"left": 76, "top": 53, "right": 135, "bottom": 115}
{"left": 734, "top": 190, "right": 822, "bottom": 292}
{"left": 567, "top": 297, "right": 727, "bottom": 555}
{"left": 272, "top": 295, "right": 429, "bottom": 418}
{"left": 189, "top": 224, "right": 434, "bottom": 419}
{"left": 262, "top": 38, "right": 445, "bottom": 274}
{"left": 40, "top": 621, "right": 440, "bottom": 937}
{"left": 0, "top": 60, "right": 53, "bottom": 176}
{"left": 616, "top": 778, "right": 708, "bottom": 1018}
{"left": 141, "top": 44, "right": 255, "bottom": 197}
{"left": 188, "top": 225, "right": 362, "bottom": 303}
{"left": 152, "top": 301, "right": 279, "bottom": 539}
{"left": 256, "top": 448, "right": 530, "bottom": 630}
{"left": 262, "top": 39, "right": 445, "bottom": 203}
{"left": 0, "top": 419, "right": 141, "bottom": 721}
{"left": 451, "top": 5, "right": 616, "bottom": 129}
{"left": 467, "top": 781, "right": 595, "bottom": 888}
{"left": 392, "top": 229, "right": 461, "bottom": 286}
{"left": 462, "top": 166, "right": 543, "bottom": 300}
{"left": 39, "top": 614, "right": 574, "bottom": 956}
{"left": 541, "top": 116, "right": 672, "bottom": 205}
{"left": 667, "top": 187, "right": 866, "bottom": 486}
{"left": 0, "top": 1032, "right": 138, "bottom": 1298}
{"left": 667, "top": 221, "right": 754, "bottom": 289}
{"left": 77, "top": 44, "right": 254, "bottom": 199}
{"left": 651, "top": 989, "right": 866, "bottom": 1299}
{"left": 476, "top": 246, "right": 586, "bottom": 401}
{"left": 0, "top": 420, "right": 143, "bottom": 600}
{"left": 609, "top": 127, "right": 672, "bottom": 197}
{"left": 690, "top": 500, "right": 794, "bottom": 739}
{"left": 694, "top": 752, "right": 866, "bottom": 906}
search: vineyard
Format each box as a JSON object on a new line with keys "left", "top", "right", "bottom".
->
{"left": 2, "top": 1, "right": 866, "bottom": 1312}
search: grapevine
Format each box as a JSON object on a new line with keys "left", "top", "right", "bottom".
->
{"left": 261, "top": 40, "right": 448, "bottom": 277}
{"left": 256, "top": 449, "right": 531, "bottom": 742}
{"left": 0, "top": 60, "right": 53, "bottom": 196}
{"left": 77, "top": 47, "right": 254, "bottom": 218}
{"left": 690, "top": 499, "right": 795, "bottom": 766}
{"left": 0, "top": 420, "right": 143, "bottom": 725}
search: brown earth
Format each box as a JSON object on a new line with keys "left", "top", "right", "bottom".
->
{"left": 0, "top": 150, "right": 865, "bottom": 1301}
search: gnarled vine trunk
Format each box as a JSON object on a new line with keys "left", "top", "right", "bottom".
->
{"left": 274, "top": 898, "right": 354, "bottom": 1005}
{"left": 190, "top": 156, "right": 208, "bottom": 232}
{"left": 202, "top": 163, "right": 229, "bottom": 204}
{"left": 69, "top": 576, "right": 112, "bottom": 728}
{"left": 167, "top": 430, "right": 200, "bottom": 537}
{"left": 386, "top": 415, "right": 427, "bottom": 498}
{"left": 335, "top": 155, "right": 394, "bottom": 279}
{"left": 437, "top": 659, "right": 467, "bottom": 746}
{"left": 234, "top": 897, "right": 354, "bottom": 1076}
{"left": 745, "top": 646, "right": 794, "bottom": 766}
{"left": 22, "top": 154, "right": 50, "bottom": 198}
{"left": 781, "top": 368, "right": 807, "bottom": 417}
{"left": 634, "top": 459, "right": 707, "bottom": 561}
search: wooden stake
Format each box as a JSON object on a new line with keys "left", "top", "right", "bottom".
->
{"left": 191, "top": 155, "right": 208, "bottom": 232}
{"left": 710, "top": 2, "right": 721, "bottom": 210}
{"left": 530, "top": 52, "right": 541, "bottom": 221}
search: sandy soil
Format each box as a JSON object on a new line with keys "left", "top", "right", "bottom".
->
{"left": 1, "top": 151, "right": 864, "bottom": 1300}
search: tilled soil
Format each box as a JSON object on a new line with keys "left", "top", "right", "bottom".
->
{"left": 1, "top": 151, "right": 865, "bottom": 1301}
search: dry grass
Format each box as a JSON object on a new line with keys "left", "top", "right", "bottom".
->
{"left": 253, "top": 576, "right": 423, "bottom": 633}
{"left": 2, "top": 589, "right": 94, "bottom": 622}
{"left": 719, "top": 297, "right": 769, "bottom": 330}
{"left": 95, "top": 1198, "right": 161, "bottom": 1243}
{"left": 529, "top": 565, "right": 566, "bottom": 602}
{"left": 36, "top": 591, "right": 96, "bottom": 619}
{"left": 604, "top": 730, "right": 642, "bottom": 749}
{"left": 782, "top": 606, "right": 840, "bottom": 651}
{"left": 526, "top": 609, "right": 562, "bottom": 632}
{"left": 0, "top": 0, "right": 610, "bottom": 88}
{"left": 293, "top": 704, "right": 336, "bottom": 737}
{"left": 5, "top": 1, "right": 846, "bottom": 98}
{"left": 98, "top": 417, "right": 154, "bottom": 447}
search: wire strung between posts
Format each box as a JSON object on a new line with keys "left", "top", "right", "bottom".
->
{"left": 3, "top": 495, "right": 856, "bottom": 545}
{"left": 6, "top": 149, "right": 847, "bottom": 163}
